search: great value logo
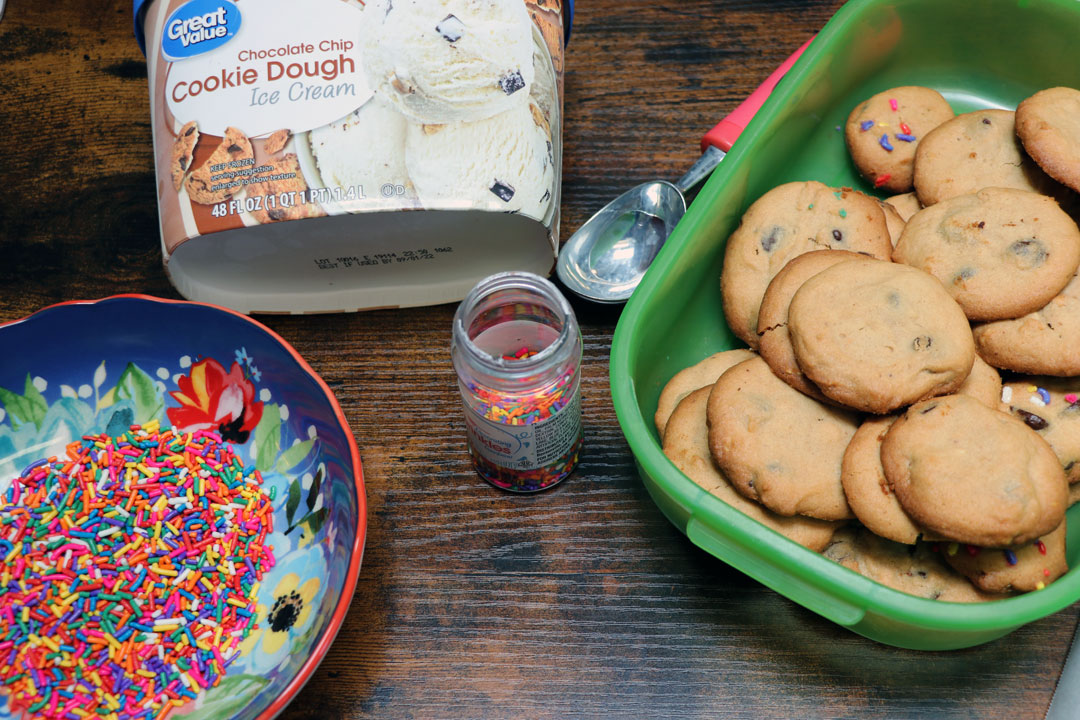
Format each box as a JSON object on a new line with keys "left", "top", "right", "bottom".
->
{"left": 161, "top": 0, "right": 241, "bottom": 61}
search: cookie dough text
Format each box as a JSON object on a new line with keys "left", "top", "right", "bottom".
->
{"left": 169, "top": 54, "right": 355, "bottom": 103}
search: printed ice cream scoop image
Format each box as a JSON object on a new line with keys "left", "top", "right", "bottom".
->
{"left": 361, "top": 0, "right": 535, "bottom": 124}
{"left": 405, "top": 100, "right": 554, "bottom": 220}
{"left": 309, "top": 97, "right": 417, "bottom": 207}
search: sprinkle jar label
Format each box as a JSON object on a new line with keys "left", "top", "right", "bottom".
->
{"left": 464, "top": 390, "right": 581, "bottom": 471}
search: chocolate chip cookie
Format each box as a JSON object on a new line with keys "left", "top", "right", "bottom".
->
{"left": 654, "top": 348, "right": 755, "bottom": 439}
{"left": 706, "top": 356, "right": 859, "bottom": 521}
{"left": 956, "top": 355, "right": 1002, "bottom": 409}
{"left": 244, "top": 153, "right": 326, "bottom": 224}
{"left": 663, "top": 386, "right": 842, "bottom": 551}
{"left": 912, "top": 109, "right": 1061, "bottom": 206}
{"left": 170, "top": 121, "right": 199, "bottom": 191}
{"left": 264, "top": 128, "right": 292, "bottom": 155}
{"left": 787, "top": 258, "right": 975, "bottom": 413}
{"left": 884, "top": 192, "right": 922, "bottom": 221}
{"left": 880, "top": 200, "right": 906, "bottom": 247}
{"left": 893, "top": 187, "right": 1080, "bottom": 321}
{"left": 720, "top": 181, "right": 893, "bottom": 348}
{"left": 842, "top": 353, "right": 1034, "bottom": 548}
{"left": 757, "top": 249, "right": 867, "bottom": 401}
{"left": 881, "top": 394, "right": 1067, "bottom": 548}
{"left": 841, "top": 415, "right": 923, "bottom": 544}
{"left": 185, "top": 127, "right": 253, "bottom": 205}
{"left": 973, "top": 272, "right": 1080, "bottom": 376}
{"left": 823, "top": 527, "right": 1004, "bottom": 602}
{"left": 1016, "top": 86, "right": 1080, "bottom": 193}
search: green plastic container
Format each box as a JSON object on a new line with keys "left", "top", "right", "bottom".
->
{"left": 610, "top": 0, "right": 1080, "bottom": 650}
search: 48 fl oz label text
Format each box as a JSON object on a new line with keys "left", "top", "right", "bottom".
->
{"left": 209, "top": 182, "right": 410, "bottom": 217}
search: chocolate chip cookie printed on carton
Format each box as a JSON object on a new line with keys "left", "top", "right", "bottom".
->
{"left": 136, "top": 0, "right": 568, "bottom": 313}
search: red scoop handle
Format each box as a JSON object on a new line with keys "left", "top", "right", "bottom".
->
{"left": 700, "top": 36, "right": 814, "bottom": 154}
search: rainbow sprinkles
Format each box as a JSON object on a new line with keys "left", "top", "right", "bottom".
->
{"left": 0, "top": 422, "right": 276, "bottom": 720}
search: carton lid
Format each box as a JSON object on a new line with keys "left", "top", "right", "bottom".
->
{"left": 133, "top": 0, "right": 149, "bottom": 54}
{"left": 133, "top": 0, "right": 575, "bottom": 55}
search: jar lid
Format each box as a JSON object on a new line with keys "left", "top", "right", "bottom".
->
{"left": 133, "top": 0, "right": 575, "bottom": 55}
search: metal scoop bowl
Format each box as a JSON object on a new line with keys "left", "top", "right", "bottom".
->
{"left": 556, "top": 37, "right": 813, "bottom": 304}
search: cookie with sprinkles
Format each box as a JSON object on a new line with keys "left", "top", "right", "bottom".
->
{"left": 1001, "top": 376, "right": 1080, "bottom": 484}
{"left": 881, "top": 394, "right": 1067, "bottom": 548}
{"left": 720, "top": 181, "right": 893, "bottom": 348}
{"left": 823, "top": 526, "right": 1006, "bottom": 602}
{"left": 654, "top": 348, "right": 755, "bottom": 439}
{"left": 973, "top": 271, "right": 1080, "bottom": 376}
{"left": 706, "top": 356, "right": 859, "bottom": 521}
{"left": 892, "top": 187, "right": 1080, "bottom": 321}
{"left": 912, "top": 109, "right": 1064, "bottom": 206}
{"left": 662, "top": 386, "right": 843, "bottom": 552}
{"left": 1016, "top": 87, "right": 1080, "bottom": 193}
{"left": 845, "top": 86, "right": 954, "bottom": 193}
{"left": 941, "top": 520, "right": 1067, "bottom": 593}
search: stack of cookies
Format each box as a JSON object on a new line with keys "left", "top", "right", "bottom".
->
{"left": 659, "top": 85, "right": 1080, "bottom": 602}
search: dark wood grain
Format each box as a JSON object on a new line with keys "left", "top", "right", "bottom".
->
{"left": 1, "top": 0, "right": 1077, "bottom": 718}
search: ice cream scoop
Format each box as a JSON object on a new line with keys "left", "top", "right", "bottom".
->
{"left": 557, "top": 37, "right": 813, "bottom": 304}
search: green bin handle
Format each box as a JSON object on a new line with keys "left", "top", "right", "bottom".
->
{"left": 687, "top": 516, "right": 866, "bottom": 627}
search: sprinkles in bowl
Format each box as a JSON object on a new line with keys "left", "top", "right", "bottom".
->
{"left": 0, "top": 422, "right": 275, "bottom": 720}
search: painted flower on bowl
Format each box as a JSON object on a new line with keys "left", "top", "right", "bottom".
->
{"left": 167, "top": 357, "right": 263, "bottom": 443}
{"left": 237, "top": 548, "right": 326, "bottom": 675}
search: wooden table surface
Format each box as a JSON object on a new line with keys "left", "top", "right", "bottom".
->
{"left": 2, "top": 0, "right": 1078, "bottom": 718}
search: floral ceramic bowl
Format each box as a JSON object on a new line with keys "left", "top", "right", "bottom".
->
{"left": 0, "top": 295, "right": 366, "bottom": 720}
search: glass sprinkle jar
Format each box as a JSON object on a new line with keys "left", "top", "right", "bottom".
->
{"left": 451, "top": 271, "right": 583, "bottom": 493}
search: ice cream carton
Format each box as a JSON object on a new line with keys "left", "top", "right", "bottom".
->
{"left": 135, "top": 0, "right": 569, "bottom": 313}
